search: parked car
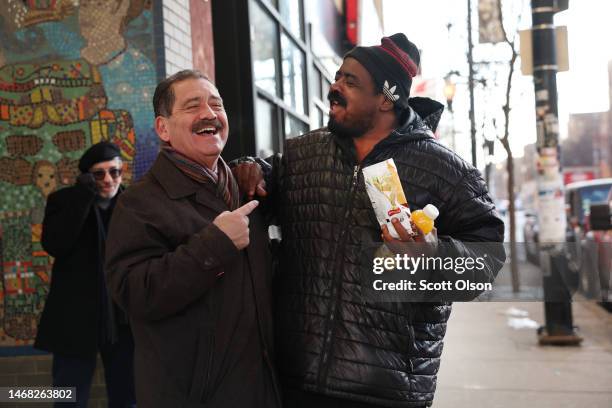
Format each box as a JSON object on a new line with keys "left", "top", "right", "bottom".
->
{"left": 565, "top": 178, "right": 612, "bottom": 229}
{"left": 588, "top": 186, "right": 612, "bottom": 310}
{"left": 564, "top": 178, "right": 612, "bottom": 300}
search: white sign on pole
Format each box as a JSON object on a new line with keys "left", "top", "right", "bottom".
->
{"left": 536, "top": 147, "right": 567, "bottom": 243}
{"left": 520, "top": 26, "right": 569, "bottom": 75}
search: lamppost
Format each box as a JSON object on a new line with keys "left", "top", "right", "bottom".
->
{"left": 529, "top": 0, "right": 580, "bottom": 346}
{"left": 483, "top": 138, "right": 495, "bottom": 189}
{"left": 443, "top": 75, "right": 457, "bottom": 151}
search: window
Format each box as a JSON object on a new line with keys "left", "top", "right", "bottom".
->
{"left": 255, "top": 97, "right": 278, "bottom": 157}
{"left": 285, "top": 112, "right": 309, "bottom": 139}
{"left": 281, "top": 33, "right": 306, "bottom": 115}
{"left": 321, "top": 78, "right": 331, "bottom": 103}
{"left": 279, "top": 0, "right": 303, "bottom": 40}
{"left": 312, "top": 106, "right": 323, "bottom": 129}
{"left": 250, "top": 0, "right": 336, "bottom": 153}
{"left": 312, "top": 67, "right": 322, "bottom": 100}
{"left": 251, "top": 3, "right": 280, "bottom": 97}
{"left": 311, "top": 65, "right": 330, "bottom": 129}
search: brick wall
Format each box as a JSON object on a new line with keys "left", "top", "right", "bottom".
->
{"left": 0, "top": 355, "right": 107, "bottom": 408}
{"left": 163, "top": 0, "right": 194, "bottom": 75}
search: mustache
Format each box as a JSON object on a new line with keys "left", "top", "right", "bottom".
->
{"left": 192, "top": 118, "right": 223, "bottom": 133}
{"left": 327, "top": 90, "right": 347, "bottom": 107}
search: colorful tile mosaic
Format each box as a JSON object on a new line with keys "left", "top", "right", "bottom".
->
{"left": 0, "top": 0, "right": 159, "bottom": 349}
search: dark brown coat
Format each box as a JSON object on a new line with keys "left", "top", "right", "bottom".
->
{"left": 105, "top": 154, "right": 280, "bottom": 408}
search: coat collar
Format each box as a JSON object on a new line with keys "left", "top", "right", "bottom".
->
{"left": 149, "top": 153, "right": 228, "bottom": 213}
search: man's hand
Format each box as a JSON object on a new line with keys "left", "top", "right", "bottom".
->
{"left": 213, "top": 200, "right": 259, "bottom": 249}
{"left": 76, "top": 173, "right": 97, "bottom": 194}
{"left": 231, "top": 162, "right": 267, "bottom": 200}
{"left": 382, "top": 219, "right": 438, "bottom": 257}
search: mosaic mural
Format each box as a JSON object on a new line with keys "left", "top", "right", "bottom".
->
{"left": 0, "top": 0, "right": 159, "bottom": 350}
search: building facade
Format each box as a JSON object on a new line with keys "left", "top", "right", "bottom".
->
{"left": 0, "top": 0, "right": 382, "bottom": 396}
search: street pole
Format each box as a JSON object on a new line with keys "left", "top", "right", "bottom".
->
{"left": 530, "top": 0, "right": 581, "bottom": 345}
{"left": 467, "top": 0, "right": 478, "bottom": 168}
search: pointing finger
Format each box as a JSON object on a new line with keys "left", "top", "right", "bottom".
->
{"left": 234, "top": 200, "right": 259, "bottom": 216}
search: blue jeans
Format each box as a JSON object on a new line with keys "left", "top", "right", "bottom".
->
{"left": 52, "top": 327, "right": 136, "bottom": 408}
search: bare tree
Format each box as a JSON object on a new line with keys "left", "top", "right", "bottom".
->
{"left": 495, "top": 0, "right": 521, "bottom": 292}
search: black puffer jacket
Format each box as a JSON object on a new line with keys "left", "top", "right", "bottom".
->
{"left": 265, "top": 98, "right": 505, "bottom": 407}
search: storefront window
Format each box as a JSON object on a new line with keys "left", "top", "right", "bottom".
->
{"left": 312, "top": 106, "right": 323, "bottom": 129}
{"left": 312, "top": 67, "right": 322, "bottom": 100}
{"left": 285, "top": 112, "right": 309, "bottom": 139}
{"left": 249, "top": 0, "right": 337, "bottom": 151}
{"left": 281, "top": 33, "right": 306, "bottom": 115}
{"left": 251, "top": 2, "right": 280, "bottom": 97}
{"left": 263, "top": 0, "right": 279, "bottom": 8}
{"left": 255, "top": 97, "right": 278, "bottom": 157}
{"left": 321, "top": 79, "right": 331, "bottom": 102}
{"left": 279, "top": 0, "right": 303, "bottom": 40}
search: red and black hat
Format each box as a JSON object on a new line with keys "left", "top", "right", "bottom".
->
{"left": 344, "top": 33, "right": 420, "bottom": 110}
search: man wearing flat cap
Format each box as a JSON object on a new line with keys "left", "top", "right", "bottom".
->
{"left": 35, "top": 141, "right": 135, "bottom": 407}
{"left": 232, "top": 33, "right": 505, "bottom": 407}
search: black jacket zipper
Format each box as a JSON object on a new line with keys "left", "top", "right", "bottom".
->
{"left": 316, "top": 164, "right": 361, "bottom": 390}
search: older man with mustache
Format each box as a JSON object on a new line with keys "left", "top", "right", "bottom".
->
{"left": 105, "top": 70, "right": 281, "bottom": 408}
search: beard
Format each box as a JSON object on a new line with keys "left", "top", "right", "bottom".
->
{"left": 328, "top": 112, "right": 374, "bottom": 139}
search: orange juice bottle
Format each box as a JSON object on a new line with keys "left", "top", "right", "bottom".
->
{"left": 411, "top": 204, "right": 439, "bottom": 235}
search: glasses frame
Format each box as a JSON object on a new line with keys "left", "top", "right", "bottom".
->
{"left": 90, "top": 167, "right": 123, "bottom": 181}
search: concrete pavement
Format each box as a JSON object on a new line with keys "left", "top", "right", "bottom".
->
{"left": 434, "top": 293, "right": 612, "bottom": 407}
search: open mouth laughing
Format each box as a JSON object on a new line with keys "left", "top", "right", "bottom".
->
{"left": 192, "top": 119, "right": 223, "bottom": 136}
{"left": 328, "top": 91, "right": 347, "bottom": 109}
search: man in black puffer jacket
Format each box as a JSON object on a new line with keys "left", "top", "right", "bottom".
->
{"left": 233, "top": 33, "right": 505, "bottom": 408}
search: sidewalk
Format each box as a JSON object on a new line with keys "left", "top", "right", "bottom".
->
{"left": 434, "top": 262, "right": 612, "bottom": 407}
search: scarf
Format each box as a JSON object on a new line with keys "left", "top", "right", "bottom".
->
{"left": 160, "top": 142, "right": 240, "bottom": 210}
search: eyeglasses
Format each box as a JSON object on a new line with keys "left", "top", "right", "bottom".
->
{"left": 91, "top": 168, "right": 122, "bottom": 181}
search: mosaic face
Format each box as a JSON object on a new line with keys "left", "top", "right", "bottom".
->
{"left": 33, "top": 161, "right": 58, "bottom": 198}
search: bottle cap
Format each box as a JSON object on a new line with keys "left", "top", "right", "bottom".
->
{"left": 423, "top": 204, "right": 439, "bottom": 220}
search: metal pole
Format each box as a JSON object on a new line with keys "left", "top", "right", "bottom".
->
{"left": 467, "top": 0, "right": 478, "bottom": 168}
{"left": 530, "top": 0, "right": 581, "bottom": 346}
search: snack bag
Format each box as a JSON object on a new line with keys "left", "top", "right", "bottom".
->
{"left": 362, "top": 159, "right": 413, "bottom": 239}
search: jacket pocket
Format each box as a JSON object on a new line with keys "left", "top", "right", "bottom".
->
{"left": 188, "top": 328, "right": 215, "bottom": 404}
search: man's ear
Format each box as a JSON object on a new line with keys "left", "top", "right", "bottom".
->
{"left": 155, "top": 116, "right": 170, "bottom": 142}
{"left": 379, "top": 96, "right": 395, "bottom": 113}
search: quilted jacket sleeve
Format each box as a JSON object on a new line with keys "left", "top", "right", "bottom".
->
{"left": 434, "top": 168, "right": 506, "bottom": 300}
